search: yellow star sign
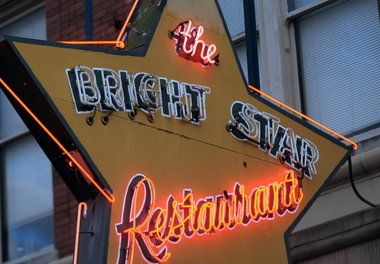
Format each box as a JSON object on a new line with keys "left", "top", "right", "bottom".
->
{"left": 0, "top": 0, "right": 353, "bottom": 263}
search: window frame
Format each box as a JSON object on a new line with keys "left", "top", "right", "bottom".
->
{"left": 286, "top": 0, "right": 342, "bottom": 20}
{"left": 0, "top": 0, "right": 44, "bottom": 29}
{"left": 287, "top": 0, "right": 380, "bottom": 139}
{"left": 0, "top": 131, "right": 30, "bottom": 262}
{"left": 0, "top": 2, "right": 57, "bottom": 263}
{"left": 0, "top": 133, "right": 57, "bottom": 263}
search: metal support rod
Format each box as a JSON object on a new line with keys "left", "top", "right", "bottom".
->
{"left": 85, "top": 0, "right": 93, "bottom": 40}
{"left": 243, "top": 0, "right": 260, "bottom": 88}
{"left": 348, "top": 156, "right": 378, "bottom": 208}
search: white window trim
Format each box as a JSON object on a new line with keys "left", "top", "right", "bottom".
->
{"left": 3, "top": 246, "right": 57, "bottom": 264}
{"left": 0, "top": 131, "right": 30, "bottom": 147}
{"left": 285, "top": 0, "right": 345, "bottom": 23}
{"left": 231, "top": 26, "right": 260, "bottom": 45}
{"left": 50, "top": 255, "right": 72, "bottom": 264}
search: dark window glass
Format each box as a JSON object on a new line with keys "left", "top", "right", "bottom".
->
{"left": 1, "top": 137, "right": 53, "bottom": 261}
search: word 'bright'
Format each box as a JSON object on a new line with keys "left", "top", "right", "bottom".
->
{"left": 116, "top": 171, "right": 303, "bottom": 264}
{"left": 66, "top": 66, "right": 211, "bottom": 124}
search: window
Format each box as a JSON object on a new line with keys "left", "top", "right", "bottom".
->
{"left": 288, "top": 0, "right": 320, "bottom": 11}
{"left": 296, "top": 0, "right": 380, "bottom": 135}
{"left": 1, "top": 136, "right": 53, "bottom": 261}
{"left": 0, "top": 7, "right": 46, "bottom": 40}
{"left": 0, "top": 90, "right": 27, "bottom": 140}
{"left": 235, "top": 40, "right": 263, "bottom": 86}
{"left": 218, "top": 0, "right": 245, "bottom": 37}
{"left": 218, "top": 0, "right": 261, "bottom": 84}
{"left": 0, "top": 6, "right": 54, "bottom": 262}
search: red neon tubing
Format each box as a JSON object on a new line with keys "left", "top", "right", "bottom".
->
{"left": 60, "top": 0, "right": 140, "bottom": 49}
{"left": 0, "top": 78, "right": 115, "bottom": 203}
{"left": 248, "top": 85, "right": 358, "bottom": 150}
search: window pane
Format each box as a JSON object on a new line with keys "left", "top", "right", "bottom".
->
{"left": 0, "top": 6, "right": 52, "bottom": 261}
{"left": 297, "top": 0, "right": 380, "bottom": 134}
{"left": 218, "top": 0, "right": 259, "bottom": 38}
{"left": 288, "top": 0, "right": 319, "bottom": 11}
{"left": 2, "top": 136, "right": 53, "bottom": 260}
{"left": 218, "top": 0, "right": 245, "bottom": 37}
{"left": 0, "top": 8, "right": 47, "bottom": 140}
{"left": 0, "top": 90, "right": 28, "bottom": 139}
{"left": 5, "top": 214, "right": 53, "bottom": 261}
{"left": 235, "top": 41, "right": 263, "bottom": 86}
{"left": 0, "top": 7, "right": 46, "bottom": 40}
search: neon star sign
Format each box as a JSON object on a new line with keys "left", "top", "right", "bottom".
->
{"left": 116, "top": 171, "right": 303, "bottom": 263}
{"left": 0, "top": 0, "right": 353, "bottom": 263}
{"left": 169, "top": 21, "right": 220, "bottom": 67}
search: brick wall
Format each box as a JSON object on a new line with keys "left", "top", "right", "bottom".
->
{"left": 52, "top": 170, "right": 77, "bottom": 258}
{"left": 92, "top": 0, "right": 133, "bottom": 39}
{"left": 46, "top": 0, "right": 133, "bottom": 258}
{"left": 46, "top": 0, "right": 85, "bottom": 41}
{"left": 47, "top": 0, "right": 133, "bottom": 42}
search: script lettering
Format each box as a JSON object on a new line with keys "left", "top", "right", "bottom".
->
{"left": 116, "top": 171, "right": 303, "bottom": 263}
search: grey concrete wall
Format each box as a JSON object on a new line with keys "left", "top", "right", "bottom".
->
{"left": 257, "top": 0, "right": 302, "bottom": 110}
{"left": 257, "top": 2, "right": 380, "bottom": 263}
{"left": 290, "top": 208, "right": 380, "bottom": 263}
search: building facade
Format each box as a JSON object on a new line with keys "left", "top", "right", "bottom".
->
{"left": 0, "top": 0, "right": 379, "bottom": 263}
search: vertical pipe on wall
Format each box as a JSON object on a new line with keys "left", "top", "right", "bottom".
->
{"left": 243, "top": 0, "right": 260, "bottom": 89}
{"left": 85, "top": 0, "right": 93, "bottom": 40}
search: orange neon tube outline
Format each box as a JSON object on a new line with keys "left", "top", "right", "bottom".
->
{"left": 115, "top": 0, "right": 140, "bottom": 45}
{"left": 60, "top": 0, "right": 140, "bottom": 49}
{"left": 60, "top": 40, "right": 123, "bottom": 46}
{"left": 248, "top": 85, "right": 358, "bottom": 150}
{"left": 73, "top": 202, "right": 88, "bottom": 264}
{"left": 0, "top": 78, "right": 115, "bottom": 203}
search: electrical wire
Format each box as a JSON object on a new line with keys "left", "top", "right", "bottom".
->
{"left": 348, "top": 156, "right": 378, "bottom": 208}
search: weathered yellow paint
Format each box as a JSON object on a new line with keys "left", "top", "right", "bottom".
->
{"left": 12, "top": 0, "right": 348, "bottom": 263}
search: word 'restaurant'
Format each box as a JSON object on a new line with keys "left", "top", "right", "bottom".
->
{"left": 116, "top": 171, "right": 303, "bottom": 264}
